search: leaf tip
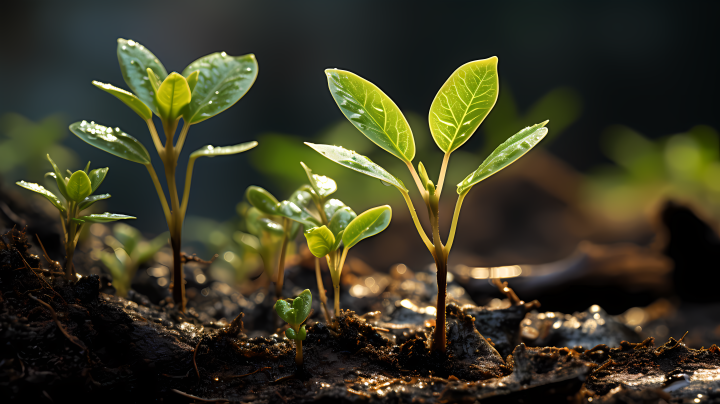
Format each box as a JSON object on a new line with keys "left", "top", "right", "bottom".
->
{"left": 540, "top": 120, "right": 549, "bottom": 127}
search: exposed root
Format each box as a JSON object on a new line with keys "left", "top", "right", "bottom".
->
{"left": 35, "top": 234, "right": 62, "bottom": 272}
{"left": 171, "top": 389, "right": 228, "bottom": 403}
{"left": 28, "top": 294, "right": 90, "bottom": 362}
{"left": 491, "top": 278, "right": 523, "bottom": 305}
{"left": 193, "top": 338, "right": 203, "bottom": 380}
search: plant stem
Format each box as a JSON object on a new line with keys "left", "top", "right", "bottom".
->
{"left": 430, "top": 212, "right": 447, "bottom": 353}
{"left": 145, "top": 119, "right": 165, "bottom": 157}
{"left": 405, "top": 161, "right": 427, "bottom": 196}
{"left": 275, "top": 219, "right": 290, "bottom": 299}
{"left": 162, "top": 119, "right": 186, "bottom": 312}
{"left": 180, "top": 155, "right": 198, "bottom": 221}
{"left": 295, "top": 338, "right": 303, "bottom": 366}
{"left": 444, "top": 192, "right": 466, "bottom": 254}
{"left": 315, "top": 257, "right": 331, "bottom": 323}
{"left": 435, "top": 152, "right": 451, "bottom": 197}
{"left": 400, "top": 190, "right": 434, "bottom": 252}
{"left": 174, "top": 121, "right": 191, "bottom": 158}
{"left": 64, "top": 202, "right": 77, "bottom": 280}
{"left": 144, "top": 164, "right": 172, "bottom": 228}
{"left": 334, "top": 283, "right": 340, "bottom": 318}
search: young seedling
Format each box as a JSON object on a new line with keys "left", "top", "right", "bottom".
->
{"left": 309, "top": 57, "right": 548, "bottom": 352}
{"left": 245, "top": 185, "right": 316, "bottom": 299}
{"left": 274, "top": 289, "right": 312, "bottom": 366}
{"left": 69, "top": 39, "right": 259, "bottom": 311}
{"left": 99, "top": 223, "right": 168, "bottom": 297}
{"left": 16, "top": 154, "right": 135, "bottom": 279}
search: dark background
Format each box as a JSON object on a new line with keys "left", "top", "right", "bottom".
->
{"left": 1, "top": 0, "right": 718, "bottom": 236}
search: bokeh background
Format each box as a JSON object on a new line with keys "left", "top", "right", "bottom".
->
{"left": 2, "top": 1, "right": 720, "bottom": 331}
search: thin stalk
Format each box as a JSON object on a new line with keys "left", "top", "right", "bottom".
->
{"left": 295, "top": 338, "right": 303, "bottom": 366}
{"left": 444, "top": 192, "right": 466, "bottom": 254}
{"left": 315, "top": 257, "right": 331, "bottom": 323}
{"left": 405, "top": 161, "right": 428, "bottom": 197}
{"left": 435, "top": 152, "right": 451, "bottom": 197}
{"left": 144, "top": 163, "right": 172, "bottom": 228}
{"left": 174, "top": 122, "right": 191, "bottom": 159}
{"left": 274, "top": 219, "right": 290, "bottom": 299}
{"left": 179, "top": 156, "right": 197, "bottom": 221}
{"left": 64, "top": 202, "right": 77, "bottom": 280}
{"left": 430, "top": 212, "right": 447, "bottom": 353}
{"left": 145, "top": 119, "right": 165, "bottom": 157}
{"left": 400, "top": 190, "right": 434, "bottom": 252}
{"left": 162, "top": 120, "right": 186, "bottom": 312}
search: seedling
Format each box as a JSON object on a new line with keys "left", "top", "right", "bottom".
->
{"left": 16, "top": 154, "right": 135, "bottom": 279}
{"left": 69, "top": 39, "right": 259, "bottom": 311}
{"left": 309, "top": 57, "right": 548, "bottom": 352}
{"left": 245, "top": 185, "right": 315, "bottom": 299}
{"left": 274, "top": 289, "right": 312, "bottom": 366}
{"left": 99, "top": 223, "right": 168, "bottom": 297}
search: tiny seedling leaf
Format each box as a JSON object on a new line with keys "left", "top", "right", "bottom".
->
{"left": 288, "top": 189, "right": 314, "bottom": 237}
{"left": 79, "top": 193, "right": 111, "bottom": 211}
{"left": 186, "top": 70, "right": 200, "bottom": 93}
{"left": 182, "top": 52, "right": 258, "bottom": 124}
{"left": 16, "top": 181, "right": 65, "bottom": 213}
{"left": 292, "top": 289, "right": 313, "bottom": 324}
{"left": 274, "top": 299, "right": 295, "bottom": 324}
{"left": 418, "top": 162, "right": 431, "bottom": 189}
{"left": 342, "top": 205, "right": 392, "bottom": 249}
{"left": 76, "top": 213, "right": 136, "bottom": 223}
{"left": 155, "top": 72, "right": 191, "bottom": 122}
{"left": 329, "top": 206, "right": 357, "bottom": 249}
{"left": 88, "top": 167, "right": 109, "bottom": 192}
{"left": 66, "top": 170, "right": 93, "bottom": 202}
{"left": 305, "top": 143, "right": 407, "bottom": 192}
{"left": 457, "top": 121, "right": 549, "bottom": 195}
{"left": 325, "top": 69, "right": 415, "bottom": 163}
{"left": 298, "top": 325, "right": 307, "bottom": 340}
{"left": 146, "top": 68, "right": 162, "bottom": 93}
{"left": 46, "top": 154, "right": 69, "bottom": 200}
{"left": 117, "top": 39, "right": 168, "bottom": 115}
{"left": 429, "top": 57, "right": 499, "bottom": 153}
{"left": 323, "top": 199, "right": 346, "bottom": 220}
{"left": 304, "top": 226, "right": 335, "bottom": 257}
{"left": 190, "top": 142, "right": 258, "bottom": 160}
{"left": 92, "top": 81, "right": 152, "bottom": 120}
{"left": 70, "top": 121, "right": 151, "bottom": 165}
{"left": 245, "top": 186, "right": 279, "bottom": 215}
{"left": 276, "top": 201, "right": 320, "bottom": 228}
{"left": 285, "top": 327, "right": 297, "bottom": 339}
{"left": 300, "top": 162, "right": 337, "bottom": 199}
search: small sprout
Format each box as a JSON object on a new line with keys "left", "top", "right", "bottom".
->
{"left": 16, "top": 155, "right": 135, "bottom": 279}
{"left": 312, "top": 58, "right": 548, "bottom": 352}
{"left": 275, "top": 289, "right": 312, "bottom": 366}
{"left": 70, "top": 39, "right": 259, "bottom": 312}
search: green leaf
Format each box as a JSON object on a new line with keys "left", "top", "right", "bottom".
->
{"left": 274, "top": 299, "right": 295, "bottom": 324}
{"left": 181, "top": 52, "right": 258, "bottom": 124}
{"left": 429, "top": 57, "right": 499, "bottom": 153}
{"left": 329, "top": 207, "right": 357, "bottom": 249}
{"left": 298, "top": 325, "right": 307, "bottom": 341}
{"left": 186, "top": 70, "right": 199, "bottom": 93}
{"left": 288, "top": 189, "right": 314, "bottom": 237}
{"left": 136, "top": 232, "right": 169, "bottom": 264}
{"left": 88, "top": 167, "right": 108, "bottom": 192}
{"left": 276, "top": 201, "right": 320, "bottom": 228}
{"left": 457, "top": 121, "right": 549, "bottom": 195}
{"left": 342, "top": 205, "right": 392, "bottom": 249}
{"left": 113, "top": 222, "right": 142, "bottom": 255}
{"left": 285, "top": 327, "right": 297, "bottom": 339}
{"left": 305, "top": 143, "right": 407, "bottom": 192}
{"left": 92, "top": 81, "right": 152, "bottom": 120}
{"left": 189, "top": 141, "right": 258, "bottom": 160}
{"left": 155, "top": 72, "right": 191, "bottom": 122}
{"left": 146, "top": 68, "right": 162, "bottom": 94}
{"left": 323, "top": 199, "right": 346, "bottom": 220}
{"left": 66, "top": 170, "right": 93, "bottom": 202}
{"left": 16, "top": 181, "right": 65, "bottom": 213}
{"left": 245, "top": 186, "right": 279, "bottom": 215}
{"left": 46, "top": 154, "right": 69, "bottom": 200}
{"left": 418, "top": 161, "right": 432, "bottom": 190}
{"left": 69, "top": 121, "right": 151, "bottom": 165}
{"left": 76, "top": 213, "right": 136, "bottom": 223}
{"left": 304, "top": 226, "right": 335, "bottom": 257}
{"left": 84, "top": 161, "right": 91, "bottom": 173}
{"left": 300, "top": 162, "right": 336, "bottom": 199}
{"left": 325, "top": 69, "right": 415, "bottom": 163}
{"left": 117, "top": 39, "right": 168, "bottom": 115}
{"left": 79, "top": 193, "right": 111, "bottom": 211}
{"left": 292, "top": 289, "right": 312, "bottom": 323}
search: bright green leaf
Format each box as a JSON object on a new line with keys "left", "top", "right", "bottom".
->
{"left": 117, "top": 39, "right": 167, "bottom": 115}
{"left": 88, "top": 167, "right": 108, "bottom": 192}
{"left": 274, "top": 299, "right": 295, "bottom": 324}
{"left": 323, "top": 199, "right": 346, "bottom": 220}
{"left": 76, "top": 213, "right": 136, "bottom": 223}
{"left": 66, "top": 170, "right": 93, "bottom": 202}
{"left": 92, "top": 81, "right": 152, "bottom": 120}
{"left": 245, "top": 186, "right": 279, "bottom": 215}
{"left": 46, "top": 154, "right": 69, "bottom": 200}
{"left": 305, "top": 143, "right": 407, "bottom": 192}
{"left": 329, "top": 207, "right": 357, "bottom": 249}
{"left": 285, "top": 327, "right": 297, "bottom": 340}
{"left": 146, "top": 68, "right": 162, "bottom": 94}
{"left": 245, "top": 207, "right": 284, "bottom": 237}
{"left": 16, "top": 181, "right": 65, "bottom": 213}
{"left": 300, "top": 162, "right": 337, "bottom": 199}
{"left": 325, "top": 69, "right": 415, "bottom": 162}
{"left": 304, "top": 226, "right": 335, "bottom": 257}
{"left": 292, "top": 289, "right": 313, "bottom": 323}
{"left": 288, "top": 189, "right": 314, "bottom": 237}
{"left": 69, "top": 121, "right": 151, "bottom": 165}
{"left": 458, "top": 121, "right": 549, "bottom": 195}
{"left": 429, "top": 57, "right": 499, "bottom": 153}
{"left": 79, "top": 193, "right": 111, "bottom": 211}
{"left": 190, "top": 141, "right": 258, "bottom": 160}
{"left": 186, "top": 70, "right": 199, "bottom": 93}
{"left": 276, "top": 201, "right": 320, "bottom": 228}
{"left": 342, "top": 205, "right": 392, "bottom": 249}
{"left": 298, "top": 325, "right": 307, "bottom": 341}
{"left": 156, "top": 72, "right": 191, "bottom": 122}
{"left": 418, "top": 161, "right": 432, "bottom": 190}
{"left": 182, "top": 52, "right": 258, "bottom": 124}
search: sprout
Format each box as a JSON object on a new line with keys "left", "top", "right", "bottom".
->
{"left": 69, "top": 39, "right": 259, "bottom": 311}
{"left": 275, "top": 289, "right": 312, "bottom": 367}
{"left": 16, "top": 154, "right": 135, "bottom": 279}
{"left": 311, "top": 58, "right": 548, "bottom": 352}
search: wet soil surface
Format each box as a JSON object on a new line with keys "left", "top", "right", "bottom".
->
{"left": 1, "top": 228, "right": 719, "bottom": 403}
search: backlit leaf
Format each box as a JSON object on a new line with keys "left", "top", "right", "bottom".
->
{"left": 117, "top": 39, "right": 167, "bottom": 115}
{"left": 305, "top": 143, "right": 406, "bottom": 192}
{"left": 274, "top": 299, "right": 295, "bottom": 324}
{"left": 429, "top": 57, "right": 499, "bottom": 153}
{"left": 457, "top": 121, "right": 548, "bottom": 195}
{"left": 297, "top": 325, "right": 307, "bottom": 341}
{"left": 342, "top": 205, "right": 392, "bottom": 249}
{"left": 329, "top": 206, "right": 356, "bottom": 249}
{"left": 16, "top": 181, "right": 65, "bottom": 213}
{"left": 190, "top": 142, "right": 258, "bottom": 160}
{"left": 46, "top": 154, "right": 69, "bottom": 200}
{"left": 245, "top": 186, "right": 279, "bottom": 215}
{"left": 300, "top": 162, "right": 336, "bottom": 199}
{"left": 76, "top": 213, "right": 136, "bottom": 223}
{"left": 69, "top": 121, "right": 151, "bottom": 165}
{"left": 186, "top": 70, "right": 200, "bottom": 93}
{"left": 326, "top": 69, "right": 415, "bottom": 162}
{"left": 304, "top": 226, "right": 335, "bottom": 257}
{"left": 79, "top": 193, "right": 111, "bottom": 211}
{"left": 66, "top": 170, "right": 93, "bottom": 202}
{"left": 182, "top": 52, "right": 258, "bottom": 124}
{"left": 156, "top": 72, "right": 191, "bottom": 122}
{"left": 92, "top": 81, "right": 152, "bottom": 120}
{"left": 323, "top": 199, "right": 346, "bottom": 220}
{"left": 292, "top": 289, "right": 312, "bottom": 323}
{"left": 88, "top": 167, "right": 108, "bottom": 192}
{"left": 276, "top": 201, "right": 320, "bottom": 228}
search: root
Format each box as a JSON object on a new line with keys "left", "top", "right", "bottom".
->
{"left": 491, "top": 278, "right": 523, "bottom": 305}
{"left": 28, "top": 294, "right": 90, "bottom": 362}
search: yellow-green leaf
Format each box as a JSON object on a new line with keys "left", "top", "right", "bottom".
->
{"left": 66, "top": 170, "right": 93, "bottom": 202}
{"left": 156, "top": 72, "right": 191, "bottom": 122}
{"left": 69, "top": 121, "right": 151, "bottom": 165}
{"left": 304, "top": 226, "right": 335, "bottom": 257}
{"left": 92, "top": 81, "right": 152, "bottom": 120}
{"left": 342, "top": 205, "right": 392, "bottom": 249}
{"left": 16, "top": 181, "right": 65, "bottom": 213}
{"left": 300, "top": 162, "right": 336, "bottom": 199}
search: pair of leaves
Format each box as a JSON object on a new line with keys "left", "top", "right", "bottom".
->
{"left": 47, "top": 154, "right": 109, "bottom": 203}
{"left": 107, "top": 39, "right": 258, "bottom": 125}
{"left": 325, "top": 57, "right": 498, "bottom": 160}
{"left": 300, "top": 162, "right": 337, "bottom": 199}
{"left": 274, "top": 289, "right": 312, "bottom": 327}
{"left": 246, "top": 186, "right": 319, "bottom": 229}
{"left": 304, "top": 205, "right": 391, "bottom": 258}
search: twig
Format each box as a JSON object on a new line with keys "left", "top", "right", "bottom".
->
{"left": 672, "top": 331, "right": 689, "bottom": 349}
{"left": 181, "top": 252, "right": 217, "bottom": 265}
{"left": 193, "top": 338, "right": 203, "bottom": 379}
{"left": 28, "top": 294, "right": 89, "bottom": 360}
{"left": 35, "top": 235, "right": 62, "bottom": 272}
{"left": 171, "top": 389, "right": 228, "bottom": 403}
{"left": 490, "top": 278, "right": 523, "bottom": 305}
{"left": 18, "top": 251, "right": 66, "bottom": 305}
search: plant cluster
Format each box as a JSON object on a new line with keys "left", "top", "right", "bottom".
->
{"left": 274, "top": 289, "right": 312, "bottom": 366}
